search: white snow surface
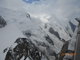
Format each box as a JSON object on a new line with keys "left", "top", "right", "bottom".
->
{"left": 0, "top": 23, "right": 25, "bottom": 60}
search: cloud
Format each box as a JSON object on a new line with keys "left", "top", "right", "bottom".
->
{"left": 0, "top": 0, "right": 80, "bottom": 23}
{"left": 22, "top": 0, "right": 80, "bottom": 22}
{"left": 55, "top": 0, "right": 80, "bottom": 19}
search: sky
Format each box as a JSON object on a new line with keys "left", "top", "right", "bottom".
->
{"left": 23, "top": 0, "right": 40, "bottom": 3}
{"left": 0, "top": 0, "right": 80, "bottom": 23}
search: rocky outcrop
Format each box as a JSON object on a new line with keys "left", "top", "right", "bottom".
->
{"left": 45, "top": 34, "right": 54, "bottom": 45}
{"left": 4, "top": 38, "right": 44, "bottom": 60}
{"left": 0, "top": 16, "right": 7, "bottom": 28}
{"left": 49, "top": 27, "right": 61, "bottom": 40}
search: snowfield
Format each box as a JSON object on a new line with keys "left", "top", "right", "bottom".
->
{"left": 0, "top": 23, "right": 25, "bottom": 60}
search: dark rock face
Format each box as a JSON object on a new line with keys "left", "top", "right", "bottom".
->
{"left": 49, "top": 27, "right": 61, "bottom": 40}
{"left": 4, "top": 38, "right": 42, "bottom": 60}
{"left": 0, "top": 16, "right": 7, "bottom": 28}
{"left": 23, "top": 31, "right": 32, "bottom": 37}
{"left": 75, "top": 18, "right": 80, "bottom": 24}
{"left": 45, "top": 35, "right": 54, "bottom": 45}
{"left": 26, "top": 13, "right": 31, "bottom": 20}
{"left": 69, "top": 21, "right": 76, "bottom": 32}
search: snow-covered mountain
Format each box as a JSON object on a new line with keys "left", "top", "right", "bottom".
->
{"left": 0, "top": 7, "right": 79, "bottom": 60}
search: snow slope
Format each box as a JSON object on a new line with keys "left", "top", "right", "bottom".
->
{"left": 0, "top": 23, "right": 25, "bottom": 60}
